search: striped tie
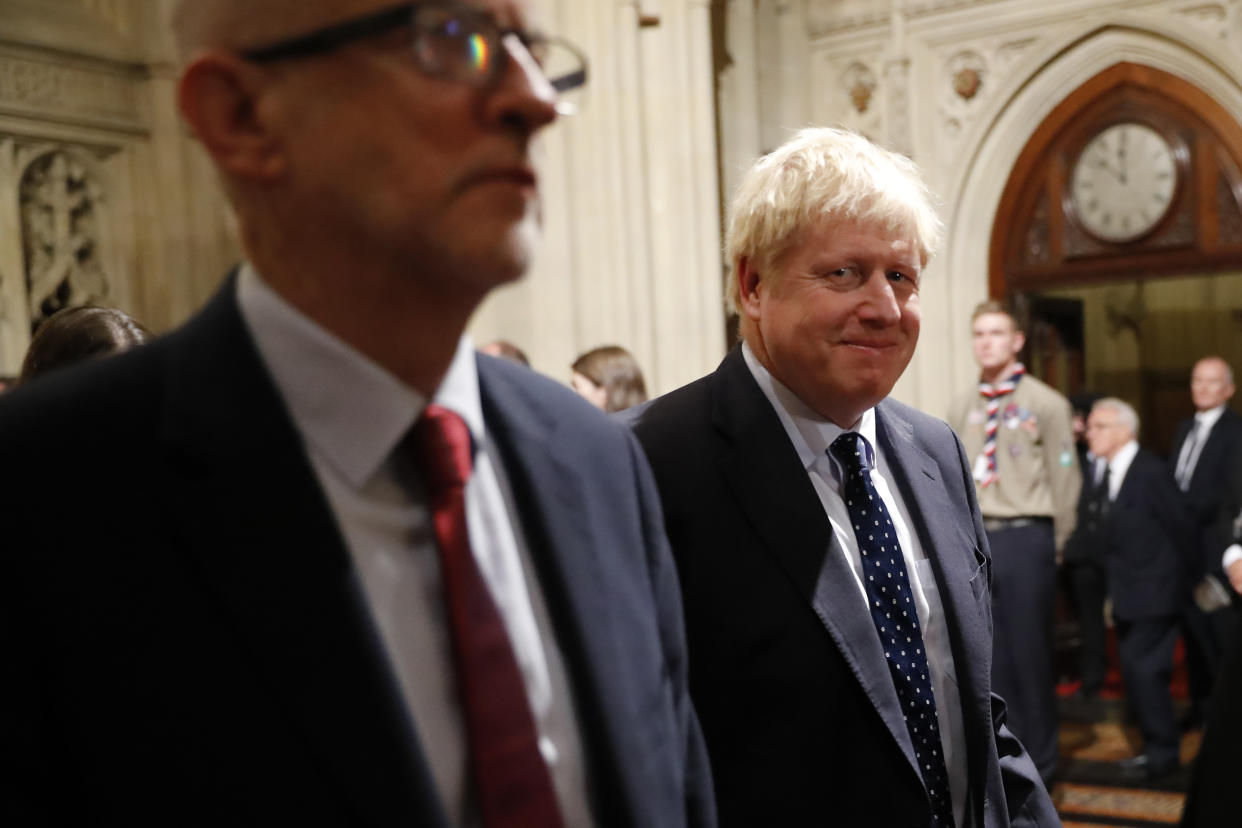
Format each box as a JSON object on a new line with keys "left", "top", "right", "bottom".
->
{"left": 977, "top": 364, "right": 1025, "bottom": 488}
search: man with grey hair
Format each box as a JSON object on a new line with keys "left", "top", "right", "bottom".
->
{"left": 0, "top": 1, "right": 713, "bottom": 825}
{"left": 628, "top": 127, "right": 1054, "bottom": 826}
{"left": 1084, "top": 397, "right": 1194, "bottom": 779}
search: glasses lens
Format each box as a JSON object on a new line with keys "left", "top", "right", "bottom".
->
{"left": 416, "top": 9, "right": 496, "bottom": 83}
{"left": 539, "top": 39, "right": 588, "bottom": 115}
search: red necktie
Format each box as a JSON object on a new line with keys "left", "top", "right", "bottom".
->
{"left": 409, "top": 404, "right": 565, "bottom": 828}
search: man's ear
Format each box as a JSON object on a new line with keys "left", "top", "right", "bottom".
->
{"left": 736, "top": 256, "right": 764, "bottom": 322}
{"left": 1011, "top": 329, "right": 1026, "bottom": 356}
{"left": 177, "top": 53, "right": 285, "bottom": 180}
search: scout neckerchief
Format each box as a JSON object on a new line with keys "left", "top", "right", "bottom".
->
{"left": 977, "top": 363, "right": 1026, "bottom": 488}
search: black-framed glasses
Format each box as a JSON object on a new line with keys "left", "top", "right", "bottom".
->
{"left": 240, "top": 1, "right": 588, "bottom": 101}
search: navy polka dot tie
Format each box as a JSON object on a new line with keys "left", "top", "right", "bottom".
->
{"left": 829, "top": 432, "right": 955, "bottom": 828}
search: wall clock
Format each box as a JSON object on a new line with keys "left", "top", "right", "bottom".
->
{"left": 1068, "top": 121, "right": 1178, "bottom": 243}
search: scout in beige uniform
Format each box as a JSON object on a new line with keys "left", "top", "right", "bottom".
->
{"left": 947, "top": 301, "right": 1079, "bottom": 789}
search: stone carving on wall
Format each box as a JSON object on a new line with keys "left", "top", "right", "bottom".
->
{"left": 0, "top": 52, "right": 142, "bottom": 131}
{"left": 806, "top": 0, "right": 1016, "bottom": 35}
{"left": 948, "top": 50, "right": 985, "bottom": 101}
{"left": 806, "top": 0, "right": 890, "bottom": 35}
{"left": 20, "top": 150, "right": 108, "bottom": 329}
{"left": 935, "top": 36, "right": 1042, "bottom": 156}
{"left": 815, "top": 47, "right": 883, "bottom": 136}
{"left": 844, "top": 62, "right": 877, "bottom": 113}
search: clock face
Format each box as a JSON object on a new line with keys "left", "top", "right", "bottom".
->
{"left": 1069, "top": 122, "right": 1178, "bottom": 243}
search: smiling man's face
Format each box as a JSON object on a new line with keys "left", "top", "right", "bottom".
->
{"left": 739, "top": 217, "right": 922, "bottom": 427}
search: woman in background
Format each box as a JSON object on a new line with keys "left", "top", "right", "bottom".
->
{"left": 19, "top": 305, "right": 151, "bottom": 383}
{"left": 571, "top": 345, "right": 648, "bottom": 413}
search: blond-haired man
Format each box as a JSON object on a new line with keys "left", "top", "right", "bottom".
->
{"left": 629, "top": 127, "right": 1054, "bottom": 827}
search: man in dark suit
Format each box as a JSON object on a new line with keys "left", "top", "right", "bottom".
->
{"left": 1086, "top": 398, "right": 1195, "bottom": 779}
{"left": 1064, "top": 392, "right": 1108, "bottom": 699}
{"left": 1182, "top": 455, "right": 1242, "bottom": 825}
{"left": 1170, "top": 356, "right": 1242, "bottom": 726}
{"left": 628, "top": 127, "right": 1055, "bottom": 827}
{"left": 0, "top": 2, "right": 712, "bottom": 825}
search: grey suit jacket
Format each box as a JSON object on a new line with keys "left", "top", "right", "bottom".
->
{"left": 0, "top": 280, "right": 714, "bottom": 827}
{"left": 629, "top": 346, "right": 1056, "bottom": 828}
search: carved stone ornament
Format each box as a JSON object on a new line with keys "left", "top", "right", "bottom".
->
{"left": 21, "top": 150, "right": 108, "bottom": 329}
{"left": 953, "top": 66, "right": 981, "bottom": 100}
{"left": 946, "top": 50, "right": 986, "bottom": 103}
{"left": 843, "top": 62, "right": 877, "bottom": 114}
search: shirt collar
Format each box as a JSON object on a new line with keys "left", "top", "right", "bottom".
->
{"left": 1108, "top": 439, "right": 1140, "bottom": 485}
{"left": 235, "top": 263, "right": 485, "bottom": 489}
{"left": 741, "top": 341, "right": 876, "bottom": 482}
{"left": 1196, "top": 405, "right": 1226, "bottom": 431}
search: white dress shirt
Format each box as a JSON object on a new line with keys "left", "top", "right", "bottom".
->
{"left": 236, "top": 264, "right": 594, "bottom": 827}
{"left": 742, "top": 344, "right": 968, "bottom": 828}
{"left": 1175, "top": 405, "right": 1225, "bottom": 489}
{"left": 1106, "top": 440, "right": 1140, "bottom": 502}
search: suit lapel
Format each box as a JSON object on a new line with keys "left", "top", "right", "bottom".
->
{"left": 874, "top": 404, "right": 995, "bottom": 776}
{"left": 1192, "top": 410, "right": 1237, "bottom": 489}
{"left": 709, "top": 351, "right": 921, "bottom": 773}
{"left": 476, "top": 358, "right": 644, "bottom": 825}
{"left": 157, "top": 284, "right": 442, "bottom": 827}
{"left": 1173, "top": 419, "right": 1192, "bottom": 459}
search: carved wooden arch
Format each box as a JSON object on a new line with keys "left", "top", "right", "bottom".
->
{"left": 989, "top": 62, "right": 1242, "bottom": 297}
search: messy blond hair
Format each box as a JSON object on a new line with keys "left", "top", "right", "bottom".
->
{"left": 724, "top": 127, "right": 942, "bottom": 314}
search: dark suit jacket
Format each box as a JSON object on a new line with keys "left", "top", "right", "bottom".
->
{"left": 1104, "top": 448, "right": 1195, "bottom": 621}
{"left": 628, "top": 348, "right": 1055, "bottom": 828}
{"left": 1183, "top": 610, "right": 1242, "bottom": 825}
{"left": 1171, "top": 408, "right": 1242, "bottom": 574}
{"left": 0, "top": 282, "right": 713, "bottom": 827}
{"left": 1063, "top": 456, "right": 1106, "bottom": 566}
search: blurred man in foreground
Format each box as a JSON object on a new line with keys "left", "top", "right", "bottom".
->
{"left": 0, "top": 2, "right": 713, "bottom": 825}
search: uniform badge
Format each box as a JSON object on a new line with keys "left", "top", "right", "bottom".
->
{"left": 1003, "top": 403, "right": 1021, "bottom": 429}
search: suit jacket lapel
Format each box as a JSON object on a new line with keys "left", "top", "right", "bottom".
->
{"left": 709, "top": 350, "right": 920, "bottom": 772}
{"left": 476, "top": 358, "right": 644, "bottom": 825}
{"left": 157, "top": 284, "right": 442, "bottom": 827}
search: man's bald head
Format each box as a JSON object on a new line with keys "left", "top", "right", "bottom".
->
{"left": 1191, "top": 355, "right": 1236, "bottom": 412}
{"left": 171, "top": 0, "right": 383, "bottom": 60}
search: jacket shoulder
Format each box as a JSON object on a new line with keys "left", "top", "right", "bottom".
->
{"left": 1019, "top": 373, "right": 1072, "bottom": 411}
{"left": 879, "top": 397, "right": 959, "bottom": 441}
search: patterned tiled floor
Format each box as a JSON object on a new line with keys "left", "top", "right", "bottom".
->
{"left": 1050, "top": 697, "right": 1199, "bottom": 827}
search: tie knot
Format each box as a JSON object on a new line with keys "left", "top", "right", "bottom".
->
{"left": 410, "top": 404, "right": 473, "bottom": 493}
{"left": 829, "top": 432, "right": 873, "bottom": 477}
